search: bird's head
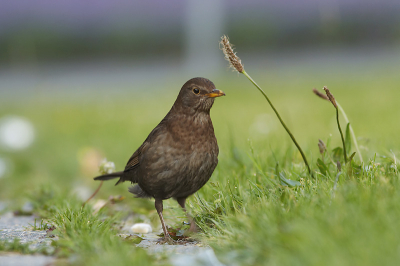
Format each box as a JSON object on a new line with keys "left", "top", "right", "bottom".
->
{"left": 174, "top": 77, "right": 225, "bottom": 113}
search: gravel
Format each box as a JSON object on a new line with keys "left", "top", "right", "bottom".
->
{"left": 0, "top": 211, "right": 55, "bottom": 266}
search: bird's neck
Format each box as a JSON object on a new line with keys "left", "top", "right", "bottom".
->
{"left": 171, "top": 103, "right": 210, "bottom": 117}
{"left": 166, "top": 107, "right": 213, "bottom": 132}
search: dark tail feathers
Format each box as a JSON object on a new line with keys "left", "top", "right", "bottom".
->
{"left": 94, "top": 171, "right": 124, "bottom": 181}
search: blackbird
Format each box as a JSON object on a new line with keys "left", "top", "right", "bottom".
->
{"left": 94, "top": 77, "right": 225, "bottom": 243}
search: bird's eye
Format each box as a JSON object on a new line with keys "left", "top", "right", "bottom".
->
{"left": 192, "top": 88, "right": 200, "bottom": 95}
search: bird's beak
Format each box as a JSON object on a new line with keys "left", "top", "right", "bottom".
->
{"left": 205, "top": 89, "right": 226, "bottom": 98}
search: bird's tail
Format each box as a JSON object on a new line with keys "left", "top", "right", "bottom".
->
{"left": 94, "top": 171, "right": 124, "bottom": 181}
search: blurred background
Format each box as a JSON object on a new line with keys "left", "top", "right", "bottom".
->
{"left": 1, "top": 0, "right": 400, "bottom": 205}
{"left": 1, "top": 0, "right": 400, "bottom": 94}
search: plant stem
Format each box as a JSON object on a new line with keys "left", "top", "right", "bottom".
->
{"left": 242, "top": 70, "right": 312, "bottom": 176}
{"left": 336, "top": 108, "right": 348, "bottom": 164}
{"left": 337, "top": 103, "right": 363, "bottom": 163}
{"left": 82, "top": 181, "right": 103, "bottom": 207}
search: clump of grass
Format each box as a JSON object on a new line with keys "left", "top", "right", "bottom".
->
{"left": 29, "top": 218, "right": 51, "bottom": 231}
{"left": 50, "top": 199, "right": 157, "bottom": 265}
{"left": 220, "top": 35, "right": 312, "bottom": 176}
{"left": 20, "top": 185, "right": 158, "bottom": 265}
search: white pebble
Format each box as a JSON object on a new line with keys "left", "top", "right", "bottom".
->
{"left": 130, "top": 223, "right": 152, "bottom": 234}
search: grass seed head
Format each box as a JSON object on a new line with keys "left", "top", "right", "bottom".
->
{"left": 313, "top": 88, "right": 329, "bottom": 101}
{"left": 318, "top": 139, "right": 326, "bottom": 154}
{"left": 336, "top": 161, "right": 342, "bottom": 172}
{"left": 220, "top": 35, "right": 244, "bottom": 73}
{"left": 323, "top": 86, "right": 337, "bottom": 108}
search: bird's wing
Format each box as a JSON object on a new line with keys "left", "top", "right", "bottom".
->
{"left": 123, "top": 117, "right": 167, "bottom": 173}
{"left": 124, "top": 141, "right": 149, "bottom": 172}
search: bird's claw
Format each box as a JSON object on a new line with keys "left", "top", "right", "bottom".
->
{"left": 158, "top": 236, "right": 176, "bottom": 245}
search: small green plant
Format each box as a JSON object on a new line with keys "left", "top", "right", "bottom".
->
{"left": 29, "top": 218, "right": 51, "bottom": 231}
{"left": 313, "top": 87, "right": 363, "bottom": 163}
{"left": 49, "top": 200, "right": 157, "bottom": 265}
{"left": 323, "top": 86, "right": 348, "bottom": 163}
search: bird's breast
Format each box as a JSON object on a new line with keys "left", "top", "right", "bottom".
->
{"left": 138, "top": 111, "right": 219, "bottom": 199}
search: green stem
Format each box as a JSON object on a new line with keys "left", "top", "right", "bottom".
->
{"left": 337, "top": 103, "right": 363, "bottom": 163}
{"left": 336, "top": 107, "right": 347, "bottom": 164}
{"left": 242, "top": 70, "right": 312, "bottom": 176}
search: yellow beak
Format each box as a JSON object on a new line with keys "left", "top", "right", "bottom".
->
{"left": 205, "top": 89, "right": 226, "bottom": 98}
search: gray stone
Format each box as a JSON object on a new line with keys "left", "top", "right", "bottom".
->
{"left": 128, "top": 231, "right": 225, "bottom": 265}
{"left": 0, "top": 212, "right": 36, "bottom": 231}
{"left": 0, "top": 212, "right": 53, "bottom": 251}
{"left": 0, "top": 253, "right": 54, "bottom": 266}
{"left": 170, "top": 248, "right": 225, "bottom": 266}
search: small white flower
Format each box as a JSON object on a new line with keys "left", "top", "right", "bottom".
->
{"left": 99, "top": 158, "right": 115, "bottom": 174}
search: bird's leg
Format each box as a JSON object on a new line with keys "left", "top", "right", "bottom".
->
{"left": 177, "top": 197, "right": 197, "bottom": 233}
{"left": 155, "top": 199, "right": 175, "bottom": 244}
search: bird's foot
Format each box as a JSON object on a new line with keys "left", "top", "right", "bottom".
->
{"left": 158, "top": 235, "right": 176, "bottom": 245}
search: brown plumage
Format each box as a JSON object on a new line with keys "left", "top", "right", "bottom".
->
{"left": 94, "top": 77, "right": 225, "bottom": 243}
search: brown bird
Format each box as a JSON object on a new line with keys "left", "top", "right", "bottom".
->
{"left": 94, "top": 77, "right": 225, "bottom": 243}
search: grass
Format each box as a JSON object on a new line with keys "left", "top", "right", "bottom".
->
{"left": 0, "top": 238, "right": 44, "bottom": 254}
{"left": 1, "top": 67, "right": 400, "bottom": 265}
